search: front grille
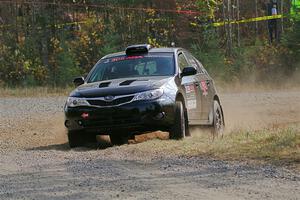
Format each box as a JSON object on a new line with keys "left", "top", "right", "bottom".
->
{"left": 83, "top": 111, "right": 142, "bottom": 128}
{"left": 85, "top": 116, "right": 141, "bottom": 128}
{"left": 87, "top": 96, "right": 134, "bottom": 107}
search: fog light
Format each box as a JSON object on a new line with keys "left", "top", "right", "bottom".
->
{"left": 65, "top": 120, "right": 71, "bottom": 128}
{"left": 153, "top": 112, "right": 165, "bottom": 120}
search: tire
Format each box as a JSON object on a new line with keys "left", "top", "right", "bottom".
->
{"left": 212, "top": 100, "right": 225, "bottom": 137}
{"left": 110, "top": 135, "right": 128, "bottom": 146}
{"left": 68, "top": 130, "right": 84, "bottom": 148}
{"left": 68, "top": 131, "right": 96, "bottom": 148}
{"left": 184, "top": 110, "right": 191, "bottom": 137}
{"left": 169, "top": 101, "right": 187, "bottom": 140}
{"left": 84, "top": 133, "right": 97, "bottom": 143}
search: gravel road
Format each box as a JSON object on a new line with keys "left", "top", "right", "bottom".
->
{"left": 0, "top": 91, "right": 300, "bottom": 200}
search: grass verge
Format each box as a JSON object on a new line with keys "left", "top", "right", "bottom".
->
{"left": 133, "top": 126, "right": 300, "bottom": 169}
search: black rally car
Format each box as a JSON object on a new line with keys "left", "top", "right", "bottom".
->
{"left": 64, "top": 44, "right": 224, "bottom": 147}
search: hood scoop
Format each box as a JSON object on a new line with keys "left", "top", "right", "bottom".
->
{"left": 99, "top": 82, "right": 111, "bottom": 88}
{"left": 119, "top": 80, "right": 137, "bottom": 86}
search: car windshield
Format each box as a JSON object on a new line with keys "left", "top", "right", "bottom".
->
{"left": 87, "top": 53, "right": 175, "bottom": 83}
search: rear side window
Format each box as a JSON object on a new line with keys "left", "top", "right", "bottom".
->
{"left": 184, "top": 52, "right": 203, "bottom": 73}
{"left": 195, "top": 59, "right": 207, "bottom": 75}
{"left": 87, "top": 53, "right": 175, "bottom": 83}
{"left": 178, "top": 53, "right": 189, "bottom": 71}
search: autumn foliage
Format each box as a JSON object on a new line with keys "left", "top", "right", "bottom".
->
{"left": 0, "top": 0, "right": 299, "bottom": 87}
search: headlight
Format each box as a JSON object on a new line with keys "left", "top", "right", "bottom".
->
{"left": 133, "top": 89, "right": 163, "bottom": 101}
{"left": 66, "top": 97, "right": 90, "bottom": 107}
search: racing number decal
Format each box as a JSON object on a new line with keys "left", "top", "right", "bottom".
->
{"left": 185, "top": 84, "right": 197, "bottom": 110}
{"left": 200, "top": 81, "right": 208, "bottom": 96}
{"left": 185, "top": 84, "right": 194, "bottom": 93}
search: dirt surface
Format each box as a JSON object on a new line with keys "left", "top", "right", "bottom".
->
{"left": 0, "top": 91, "right": 300, "bottom": 199}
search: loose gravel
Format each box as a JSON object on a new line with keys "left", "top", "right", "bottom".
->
{"left": 0, "top": 91, "right": 300, "bottom": 200}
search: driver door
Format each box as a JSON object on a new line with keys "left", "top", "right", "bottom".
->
{"left": 178, "top": 52, "right": 201, "bottom": 123}
{"left": 184, "top": 51, "right": 212, "bottom": 124}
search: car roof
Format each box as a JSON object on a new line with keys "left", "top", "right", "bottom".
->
{"left": 102, "top": 47, "right": 182, "bottom": 59}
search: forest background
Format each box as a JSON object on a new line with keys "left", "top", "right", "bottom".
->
{"left": 0, "top": 0, "right": 299, "bottom": 88}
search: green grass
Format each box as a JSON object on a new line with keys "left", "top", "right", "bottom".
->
{"left": 0, "top": 86, "right": 73, "bottom": 97}
{"left": 207, "top": 128, "right": 299, "bottom": 163}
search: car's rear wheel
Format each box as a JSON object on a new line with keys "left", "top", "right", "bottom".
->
{"left": 110, "top": 135, "right": 129, "bottom": 146}
{"left": 212, "top": 100, "right": 225, "bottom": 137}
{"left": 169, "top": 101, "right": 188, "bottom": 140}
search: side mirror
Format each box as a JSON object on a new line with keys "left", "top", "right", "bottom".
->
{"left": 73, "top": 77, "right": 85, "bottom": 86}
{"left": 181, "top": 67, "right": 197, "bottom": 77}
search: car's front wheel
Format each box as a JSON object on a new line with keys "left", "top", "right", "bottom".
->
{"left": 110, "top": 135, "right": 129, "bottom": 146}
{"left": 68, "top": 130, "right": 83, "bottom": 148}
{"left": 169, "top": 101, "right": 188, "bottom": 140}
{"left": 68, "top": 131, "right": 96, "bottom": 148}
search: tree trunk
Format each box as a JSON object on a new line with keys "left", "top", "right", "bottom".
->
{"left": 237, "top": 0, "right": 240, "bottom": 47}
{"left": 227, "top": 0, "right": 232, "bottom": 56}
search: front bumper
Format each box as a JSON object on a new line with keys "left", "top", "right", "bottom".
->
{"left": 64, "top": 97, "right": 175, "bottom": 134}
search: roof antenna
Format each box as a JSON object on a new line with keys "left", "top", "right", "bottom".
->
{"left": 171, "top": 42, "right": 175, "bottom": 47}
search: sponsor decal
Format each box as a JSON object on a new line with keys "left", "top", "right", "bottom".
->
{"left": 187, "top": 100, "right": 197, "bottom": 110}
{"left": 185, "top": 84, "right": 195, "bottom": 93}
{"left": 185, "top": 84, "right": 197, "bottom": 109}
{"left": 111, "top": 56, "right": 143, "bottom": 62}
{"left": 200, "top": 81, "right": 208, "bottom": 96}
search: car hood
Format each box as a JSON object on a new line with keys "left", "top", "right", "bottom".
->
{"left": 70, "top": 76, "right": 173, "bottom": 98}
